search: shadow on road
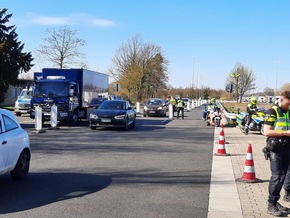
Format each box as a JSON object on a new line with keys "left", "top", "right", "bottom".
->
{"left": 0, "top": 172, "right": 112, "bottom": 215}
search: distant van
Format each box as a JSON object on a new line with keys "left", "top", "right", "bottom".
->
{"left": 14, "top": 88, "right": 32, "bottom": 116}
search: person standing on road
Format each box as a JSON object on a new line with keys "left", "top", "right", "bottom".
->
{"left": 176, "top": 98, "right": 184, "bottom": 119}
{"left": 170, "top": 96, "right": 177, "bottom": 117}
{"left": 264, "top": 91, "right": 290, "bottom": 216}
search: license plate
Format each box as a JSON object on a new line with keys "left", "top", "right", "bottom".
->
{"left": 149, "top": 111, "right": 156, "bottom": 114}
{"left": 44, "top": 112, "right": 51, "bottom": 116}
{"left": 101, "top": 118, "right": 111, "bottom": 123}
{"left": 60, "top": 112, "right": 68, "bottom": 117}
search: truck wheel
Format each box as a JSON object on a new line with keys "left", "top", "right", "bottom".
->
{"left": 69, "top": 111, "right": 78, "bottom": 126}
{"left": 10, "top": 150, "right": 30, "bottom": 180}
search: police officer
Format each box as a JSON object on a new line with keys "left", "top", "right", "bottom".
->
{"left": 245, "top": 96, "right": 258, "bottom": 133}
{"left": 176, "top": 98, "right": 184, "bottom": 119}
{"left": 264, "top": 91, "right": 290, "bottom": 216}
{"left": 170, "top": 96, "right": 177, "bottom": 117}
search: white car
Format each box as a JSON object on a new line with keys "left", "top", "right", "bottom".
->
{"left": 0, "top": 109, "right": 31, "bottom": 180}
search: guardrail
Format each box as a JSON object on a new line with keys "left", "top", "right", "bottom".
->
{"left": 217, "top": 101, "right": 237, "bottom": 123}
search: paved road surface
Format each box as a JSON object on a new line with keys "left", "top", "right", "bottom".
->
{"left": 0, "top": 108, "right": 214, "bottom": 218}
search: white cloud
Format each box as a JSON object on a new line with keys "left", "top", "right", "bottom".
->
{"left": 92, "top": 19, "right": 115, "bottom": 27}
{"left": 14, "top": 13, "right": 115, "bottom": 27}
{"left": 33, "top": 16, "right": 71, "bottom": 25}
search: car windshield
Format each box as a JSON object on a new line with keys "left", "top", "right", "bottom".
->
{"left": 91, "top": 99, "right": 105, "bottom": 104}
{"left": 182, "top": 99, "right": 189, "bottom": 102}
{"left": 34, "top": 82, "right": 69, "bottom": 97}
{"left": 147, "top": 99, "right": 162, "bottom": 105}
{"left": 19, "top": 90, "right": 32, "bottom": 99}
{"left": 99, "top": 101, "right": 126, "bottom": 110}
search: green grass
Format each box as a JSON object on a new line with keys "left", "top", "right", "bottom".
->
{"left": 1, "top": 105, "right": 15, "bottom": 111}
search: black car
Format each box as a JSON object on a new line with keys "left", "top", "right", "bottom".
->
{"left": 143, "top": 98, "right": 167, "bottom": 117}
{"left": 87, "top": 98, "right": 107, "bottom": 109}
{"left": 89, "top": 100, "right": 136, "bottom": 130}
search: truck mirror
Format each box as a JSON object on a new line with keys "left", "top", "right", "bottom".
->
{"left": 69, "top": 89, "right": 74, "bottom": 97}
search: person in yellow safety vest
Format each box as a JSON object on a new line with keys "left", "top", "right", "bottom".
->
{"left": 170, "top": 96, "right": 177, "bottom": 117}
{"left": 176, "top": 98, "right": 185, "bottom": 119}
{"left": 264, "top": 91, "right": 290, "bottom": 216}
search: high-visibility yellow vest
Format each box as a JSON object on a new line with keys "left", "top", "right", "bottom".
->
{"left": 272, "top": 106, "right": 290, "bottom": 132}
{"left": 170, "top": 99, "right": 176, "bottom": 105}
{"left": 177, "top": 100, "right": 184, "bottom": 108}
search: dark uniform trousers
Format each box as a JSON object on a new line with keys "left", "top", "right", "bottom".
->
{"left": 269, "top": 147, "right": 290, "bottom": 203}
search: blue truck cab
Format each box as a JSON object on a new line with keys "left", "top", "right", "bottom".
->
{"left": 30, "top": 68, "right": 108, "bottom": 125}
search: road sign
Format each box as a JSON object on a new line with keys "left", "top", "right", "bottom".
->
{"left": 113, "top": 83, "right": 121, "bottom": 92}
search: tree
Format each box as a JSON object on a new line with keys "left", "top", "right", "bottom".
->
{"left": 0, "top": 8, "right": 33, "bottom": 103}
{"left": 226, "top": 63, "right": 256, "bottom": 103}
{"left": 110, "top": 34, "right": 169, "bottom": 102}
{"left": 36, "top": 26, "right": 86, "bottom": 69}
{"left": 263, "top": 87, "right": 275, "bottom": 96}
{"left": 279, "top": 83, "right": 290, "bottom": 94}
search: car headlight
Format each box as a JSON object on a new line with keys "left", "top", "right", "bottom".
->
{"left": 90, "top": 114, "right": 98, "bottom": 119}
{"left": 144, "top": 106, "right": 148, "bottom": 111}
{"left": 158, "top": 107, "right": 162, "bottom": 110}
{"left": 115, "top": 114, "right": 126, "bottom": 119}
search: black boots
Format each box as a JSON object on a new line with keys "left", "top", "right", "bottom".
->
{"left": 268, "top": 202, "right": 289, "bottom": 217}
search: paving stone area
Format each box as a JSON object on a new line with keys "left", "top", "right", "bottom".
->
{"left": 223, "top": 124, "right": 290, "bottom": 217}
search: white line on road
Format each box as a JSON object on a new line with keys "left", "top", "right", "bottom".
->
{"left": 207, "top": 127, "right": 243, "bottom": 218}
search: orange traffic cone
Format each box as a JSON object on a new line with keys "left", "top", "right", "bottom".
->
{"left": 237, "top": 144, "right": 261, "bottom": 183}
{"left": 218, "top": 125, "right": 225, "bottom": 145}
{"left": 214, "top": 129, "right": 229, "bottom": 156}
{"left": 217, "top": 124, "right": 229, "bottom": 144}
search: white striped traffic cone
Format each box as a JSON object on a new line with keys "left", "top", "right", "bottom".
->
{"left": 238, "top": 144, "right": 260, "bottom": 183}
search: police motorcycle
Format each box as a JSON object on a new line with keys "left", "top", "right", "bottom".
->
{"left": 202, "top": 103, "right": 222, "bottom": 127}
{"left": 236, "top": 107, "right": 266, "bottom": 135}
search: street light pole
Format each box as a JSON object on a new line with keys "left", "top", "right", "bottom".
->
{"left": 192, "top": 56, "right": 196, "bottom": 89}
{"left": 275, "top": 61, "right": 279, "bottom": 96}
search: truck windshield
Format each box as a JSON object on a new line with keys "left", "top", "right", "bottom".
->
{"left": 34, "top": 82, "right": 69, "bottom": 97}
{"left": 19, "top": 90, "right": 32, "bottom": 99}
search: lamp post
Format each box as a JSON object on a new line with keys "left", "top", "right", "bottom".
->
{"left": 275, "top": 61, "right": 279, "bottom": 97}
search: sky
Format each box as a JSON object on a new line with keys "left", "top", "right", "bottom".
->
{"left": 1, "top": 0, "right": 290, "bottom": 92}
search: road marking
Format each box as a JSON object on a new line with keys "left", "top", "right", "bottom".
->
{"left": 207, "top": 126, "right": 243, "bottom": 218}
{"left": 161, "top": 120, "right": 168, "bottom": 124}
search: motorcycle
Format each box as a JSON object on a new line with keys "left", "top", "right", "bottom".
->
{"left": 203, "top": 106, "right": 222, "bottom": 127}
{"left": 236, "top": 108, "right": 266, "bottom": 135}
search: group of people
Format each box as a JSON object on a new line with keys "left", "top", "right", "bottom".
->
{"left": 168, "top": 96, "right": 185, "bottom": 119}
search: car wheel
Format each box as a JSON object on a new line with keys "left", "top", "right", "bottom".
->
{"left": 10, "top": 150, "right": 30, "bottom": 180}
{"left": 90, "top": 126, "right": 97, "bottom": 130}
{"left": 124, "top": 117, "right": 129, "bottom": 131}
{"left": 69, "top": 111, "right": 78, "bottom": 126}
{"left": 131, "top": 117, "right": 136, "bottom": 128}
{"left": 15, "top": 112, "right": 21, "bottom": 117}
{"left": 143, "top": 114, "right": 146, "bottom": 117}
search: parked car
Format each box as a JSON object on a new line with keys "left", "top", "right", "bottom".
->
{"left": 0, "top": 109, "right": 31, "bottom": 180}
{"left": 181, "top": 98, "right": 190, "bottom": 107}
{"left": 15, "top": 88, "right": 32, "bottom": 116}
{"left": 89, "top": 100, "right": 136, "bottom": 130}
{"left": 87, "top": 98, "right": 107, "bottom": 109}
{"left": 144, "top": 98, "right": 167, "bottom": 117}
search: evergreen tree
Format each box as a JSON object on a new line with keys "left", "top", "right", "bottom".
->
{"left": 0, "top": 8, "right": 33, "bottom": 103}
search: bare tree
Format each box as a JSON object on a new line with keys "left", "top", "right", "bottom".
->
{"left": 36, "top": 26, "right": 86, "bottom": 69}
{"left": 227, "top": 63, "right": 256, "bottom": 103}
{"left": 110, "top": 34, "right": 169, "bottom": 102}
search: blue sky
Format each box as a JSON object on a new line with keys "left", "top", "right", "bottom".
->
{"left": 1, "top": 0, "right": 290, "bottom": 91}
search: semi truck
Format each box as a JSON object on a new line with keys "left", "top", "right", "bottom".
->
{"left": 30, "top": 68, "right": 109, "bottom": 125}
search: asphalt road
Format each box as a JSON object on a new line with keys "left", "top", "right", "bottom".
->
{"left": 0, "top": 108, "right": 214, "bottom": 218}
